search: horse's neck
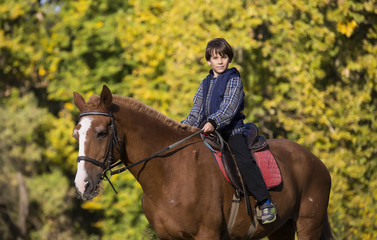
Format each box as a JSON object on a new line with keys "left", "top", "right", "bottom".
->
{"left": 115, "top": 105, "right": 230, "bottom": 223}
{"left": 118, "top": 108, "right": 198, "bottom": 193}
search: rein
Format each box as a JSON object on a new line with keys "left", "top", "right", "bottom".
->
{"left": 76, "top": 110, "right": 203, "bottom": 194}
{"left": 109, "top": 129, "right": 204, "bottom": 176}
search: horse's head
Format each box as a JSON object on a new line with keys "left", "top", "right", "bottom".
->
{"left": 72, "top": 85, "right": 123, "bottom": 200}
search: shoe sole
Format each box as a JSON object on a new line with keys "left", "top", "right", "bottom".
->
{"left": 262, "top": 215, "right": 276, "bottom": 224}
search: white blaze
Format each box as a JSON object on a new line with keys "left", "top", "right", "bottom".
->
{"left": 74, "top": 117, "right": 92, "bottom": 195}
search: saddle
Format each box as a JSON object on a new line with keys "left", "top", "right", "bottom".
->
{"left": 202, "top": 123, "right": 282, "bottom": 192}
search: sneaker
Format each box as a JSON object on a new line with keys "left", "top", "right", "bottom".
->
{"left": 257, "top": 200, "right": 277, "bottom": 224}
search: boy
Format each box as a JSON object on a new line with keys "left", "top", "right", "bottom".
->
{"left": 182, "top": 38, "right": 276, "bottom": 224}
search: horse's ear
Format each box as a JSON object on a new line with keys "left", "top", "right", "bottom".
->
{"left": 100, "top": 85, "right": 113, "bottom": 109}
{"left": 73, "top": 92, "right": 86, "bottom": 113}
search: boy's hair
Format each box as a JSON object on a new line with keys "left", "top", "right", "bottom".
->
{"left": 205, "top": 38, "right": 234, "bottom": 62}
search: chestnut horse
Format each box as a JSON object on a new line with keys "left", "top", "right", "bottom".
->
{"left": 73, "top": 85, "right": 333, "bottom": 240}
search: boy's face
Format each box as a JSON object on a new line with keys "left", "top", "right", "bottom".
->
{"left": 207, "top": 52, "right": 231, "bottom": 77}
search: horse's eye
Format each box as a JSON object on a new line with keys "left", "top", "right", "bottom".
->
{"left": 97, "top": 131, "right": 108, "bottom": 138}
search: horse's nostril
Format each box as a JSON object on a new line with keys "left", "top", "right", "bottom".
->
{"left": 84, "top": 181, "right": 90, "bottom": 192}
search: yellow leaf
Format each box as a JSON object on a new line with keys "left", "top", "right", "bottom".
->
{"left": 337, "top": 20, "right": 357, "bottom": 37}
{"left": 38, "top": 68, "right": 46, "bottom": 76}
{"left": 64, "top": 102, "right": 74, "bottom": 111}
{"left": 96, "top": 21, "right": 104, "bottom": 28}
{"left": 82, "top": 201, "right": 103, "bottom": 210}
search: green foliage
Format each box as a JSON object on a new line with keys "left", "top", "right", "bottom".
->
{"left": 0, "top": 0, "right": 376, "bottom": 239}
{"left": 44, "top": 104, "right": 77, "bottom": 173}
{"left": 0, "top": 89, "right": 48, "bottom": 173}
{"left": 0, "top": 0, "right": 48, "bottom": 96}
{"left": 27, "top": 169, "right": 78, "bottom": 240}
{"left": 0, "top": 90, "right": 80, "bottom": 239}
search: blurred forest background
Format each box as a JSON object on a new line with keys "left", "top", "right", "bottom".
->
{"left": 1, "top": 0, "right": 376, "bottom": 239}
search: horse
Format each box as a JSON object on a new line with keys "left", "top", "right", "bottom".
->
{"left": 72, "top": 85, "right": 333, "bottom": 240}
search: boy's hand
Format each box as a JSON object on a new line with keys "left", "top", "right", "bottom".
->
{"left": 202, "top": 122, "right": 215, "bottom": 133}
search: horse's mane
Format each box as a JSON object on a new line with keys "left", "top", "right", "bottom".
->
{"left": 110, "top": 95, "right": 197, "bottom": 132}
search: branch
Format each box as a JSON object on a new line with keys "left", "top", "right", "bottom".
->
{"left": 17, "top": 172, "right": 29, "bottom": 237}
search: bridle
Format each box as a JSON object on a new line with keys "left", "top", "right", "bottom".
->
{"left": 76, "top": 110, "right": 123, "bottom": 193}
{"left": 76, "top": 109, "right": 203, "bottom": 194}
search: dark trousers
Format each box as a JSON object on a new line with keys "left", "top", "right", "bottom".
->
{"left": 227, "top": 134, "right": 270, "bottom": 202}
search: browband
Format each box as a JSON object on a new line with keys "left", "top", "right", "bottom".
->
{"left": 79, "top": 112, "right": 111, "bottom": 118}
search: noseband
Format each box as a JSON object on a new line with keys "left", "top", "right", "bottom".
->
{"left": 76, "top": 110, "right": 123, "bottom": 193}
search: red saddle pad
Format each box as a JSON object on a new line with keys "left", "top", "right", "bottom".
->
{"left": 212, "top": 148, "right": 282, "bottom": 190}
{"left": 254, "top": 149, "right": 282, "bottom": 189}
